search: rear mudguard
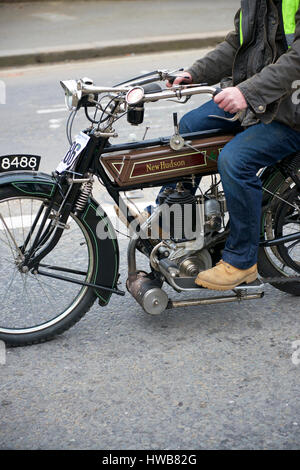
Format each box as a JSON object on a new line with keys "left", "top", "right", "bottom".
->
{"left": 260, "top": 165, "right": 286, "bottom": 202}
{"left": 0, "top": 170, "right": 120, "bottom": 306}
{"left": 260, "top": 153, "right": 300, "bottom": 204}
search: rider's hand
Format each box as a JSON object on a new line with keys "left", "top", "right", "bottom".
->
{"left": 213, "top": 87, "right": 248, "bottom": 114}
{"left": 166, "top": 72, "right": 193, "bottom": 88}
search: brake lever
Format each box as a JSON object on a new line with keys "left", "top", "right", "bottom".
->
{"left": 209, "top": 109, "right": 246, "bottom": 122}
{"left": 166, "top": 96, "right": 191, "bottom": 104}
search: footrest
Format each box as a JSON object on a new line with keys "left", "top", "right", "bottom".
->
{"left": 171, "top": 276, "right": 199, "bottom": 291}
{"left": 233, "top": 278, "right": 265, "bottom": 296}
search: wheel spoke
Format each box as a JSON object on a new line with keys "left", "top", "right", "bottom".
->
{"left": 32, "top": 275, "right": 57, "bottom": 311}
{"left": 20, "top": 272, "right": 34, "bottom": 314}
{"left": 0, "top": 212, "right": 24, "bottom": 260}
{"left": 0, "top": 232, "right": 16, "bottom": 251}
{"left": 287, "top": 239, "right": 300, "bottom": 253}
{"left": 19, "top": 199, "right": 26, "bottom": 245}
{"left": 2, "top": 266, "right": 18, "bottom": 305}
{"left": 30, "top": 273, "right": 65, "bottom": 296}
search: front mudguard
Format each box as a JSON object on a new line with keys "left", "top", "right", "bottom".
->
{"left": 0, "top": 170, "right": 120, "bottom": 306}
{"left": 80, "top": 197, "right": 120, "bottom": 306}
{"left": 0, "top": 170, "right": 57, "bottom": 198}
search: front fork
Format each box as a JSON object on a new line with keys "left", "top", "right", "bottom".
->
{"left": 22, "top": 134, "right": 103, "bottom": 270}
{"left": 21, "top": 176, "right": 79, "bottom": 270}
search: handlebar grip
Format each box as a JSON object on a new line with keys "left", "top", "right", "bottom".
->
{"left": 167, "top": 75, "right": 191, "bottom": 85}
{"left": 142, "top": 82, "right": 162, "bottom": 94}
{"left": 212, "top": 87, "right": 223, "bottom": 97}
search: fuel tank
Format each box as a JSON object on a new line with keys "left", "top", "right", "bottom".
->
{"left": 101, "top": 134, "right": 234, "bottom": 187}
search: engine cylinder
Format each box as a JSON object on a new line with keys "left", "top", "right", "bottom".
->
{"left": 160, "top": 189, "right": 198, "bottom": 241}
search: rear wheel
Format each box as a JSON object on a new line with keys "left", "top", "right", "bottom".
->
{"left": 258, "top": 169, "right": 300, "bottom": 295}
{"left": 0, "top": 187, "right": 96, "bottom": 346}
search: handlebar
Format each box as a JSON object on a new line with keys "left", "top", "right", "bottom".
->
{"left": 140, "top": 85, "right": 219, "bottom": 103}
{"left": 60, "top": 71, "right": 238, "bottom": 133}
{"left": 60, "top": 70, "right": 247, "bottom": 144}
{"left": 79, "top": 82, "right": 219, "bottom": 103}
{"left": 60, "top": 69, "right": 224, "bottom": 112}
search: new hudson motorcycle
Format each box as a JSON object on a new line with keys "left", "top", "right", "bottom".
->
{"left": 0, "top": 70, "right": 299, "bottom": 346}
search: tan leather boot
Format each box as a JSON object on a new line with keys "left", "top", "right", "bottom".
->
{"left": 195, "top": 260, "right": 258, "bottom": 291}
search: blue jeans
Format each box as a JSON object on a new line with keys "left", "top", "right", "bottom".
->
{"left": 155, "top": 100, "right": 300, "bottom": 269}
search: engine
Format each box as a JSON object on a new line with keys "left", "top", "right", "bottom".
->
{"left": 154, "top": 183, "right": 223, "bottom": 241}
{"left": 127, "top": 182, "right": 227, "bottom": 315}
{"left": 149, "top": 183, "right": 225, "bottom": 281}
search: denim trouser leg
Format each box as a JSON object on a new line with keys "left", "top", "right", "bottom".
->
{"left": 218, "top": 121, "right": 300, "bottom": 269}
{"left": 153, "top": 100, "right": 242, "bottom": 206}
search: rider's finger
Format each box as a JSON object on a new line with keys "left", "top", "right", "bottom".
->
{"left": 224, "top": 105, "right": 237, "bottom": 113}
{"left": 213, "top": 90, "right": 226, "bottom": 103}
{"left": 173, "top": 77, "right": 186, "bottom": 86}
{"left": 171, "top": 74, "right": 192, "bottom": 86}
{"left": 215, "top": 96, "right": 231, "bottom": 109}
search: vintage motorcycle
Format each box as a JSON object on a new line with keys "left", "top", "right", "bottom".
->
{"left": 0, "top": 70, "right": 299, "bottom": 346}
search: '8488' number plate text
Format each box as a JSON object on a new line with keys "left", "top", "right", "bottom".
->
{"left": 0, "top": 154, "right": 41, "bottom": 173}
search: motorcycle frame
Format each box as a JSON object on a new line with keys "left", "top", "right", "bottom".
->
{"left": 19, "top": 127, "right": 300, "bottom": 296}
{"left": 95, "top": 132, "right": 300, "bottom": 250}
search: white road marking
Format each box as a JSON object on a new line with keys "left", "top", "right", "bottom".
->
{"left": 37, "top": 103, "right": 179, "bottom": 115}
{"left": 37, "top": 108, "right": 67, "bottom": 114}
{"left": 49, "top": 117, "right": 64, "bottom": 129}
{"left": 31, "top": 13, "right": 76, "bottom": 22}
{"left": 36, "top": 98, "right": 184, "bottom": 118}
{"left": 0, "top": 214, "right": 38, "bottom": 231}
{"left": 0, "top": 201, "right": 153, "bottom": 230}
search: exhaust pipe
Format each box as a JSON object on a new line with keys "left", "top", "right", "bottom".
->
{"left": 127, "top": 271, "right": 169, "bottom": 315}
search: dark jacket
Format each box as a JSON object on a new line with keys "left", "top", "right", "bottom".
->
{"left": 186, "top": 0, "right": 300, "bottom": 130}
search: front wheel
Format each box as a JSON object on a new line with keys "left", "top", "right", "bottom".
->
{"left": 0, "top": 186, "right": 97, "bottom": 346}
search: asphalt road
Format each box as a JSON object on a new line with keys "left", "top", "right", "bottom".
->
{"left": 0, "top": 51, "right": 300, "bottom": 450}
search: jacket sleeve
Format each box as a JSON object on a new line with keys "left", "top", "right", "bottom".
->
{"left": 186, "top": 9, "right": 241, "bottom": 84}
{"left": 237, "top": 7, "right": 300, "bottom": 115}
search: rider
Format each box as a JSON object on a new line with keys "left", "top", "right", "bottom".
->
{"left": 149, "top": 0, "right": 300, "bottom": 291}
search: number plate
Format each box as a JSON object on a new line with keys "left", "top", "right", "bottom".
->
{"left": 56, "top": 131, "right": 90, "bottom": 174}
{"left": 0, "top": 154, "right": 41, "bottom": 173}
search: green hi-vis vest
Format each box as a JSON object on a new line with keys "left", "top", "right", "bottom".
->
{"left": 239, "top": 0, "right": 300, "bottom": 47}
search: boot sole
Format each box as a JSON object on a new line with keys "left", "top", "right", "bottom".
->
{"left": 195, "top": 272, "right": 258, "bottom": 291}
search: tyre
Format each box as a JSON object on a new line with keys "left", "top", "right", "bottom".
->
{"left": 0, "top": 186, "right": 97, "bottom": 346}
{"left": 258, "top": 167, "right": 300, "bottom": 295}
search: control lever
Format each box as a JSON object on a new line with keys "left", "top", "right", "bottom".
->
{"left": 169, "top": 113, "right": 185, "bottom": 151}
